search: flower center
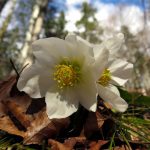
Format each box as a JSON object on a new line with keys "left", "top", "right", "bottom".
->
{"left": 53, "top": 62, "right": 81, "bottom": 89}
{"left": 98, "top": 69, "right": 111, "bottom": 86}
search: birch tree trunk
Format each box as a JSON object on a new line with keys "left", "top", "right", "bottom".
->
{"left": 0, "top": 0, "right": 16, "bottom": 40}
{"left": 18, "top": 0, "right": 48, "bottom": 66}
{"left": 0, "top": 0, "right": 8, "bottom": 12}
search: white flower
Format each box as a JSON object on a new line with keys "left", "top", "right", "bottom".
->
{"left": 17, "top": 34, "right": 109, "bottom": 119}
{"left": 94, "top": 33, "right": 133, "bottom": 112}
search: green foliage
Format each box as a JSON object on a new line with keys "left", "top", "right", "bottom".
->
{"left": 108, "top": 88, "right": 150, "bottom": 149}
{"left": 118, "top": 88, "right": 150, "bottom": 106}
{"left": 44, "top": 10, "right": 67, "bottom": 39}
{"left": 0, "top": 132, "right": 45, "bottom": 150}
{"left": 43, "top": 0, "right": 67, "bottom": 39}
{"left": 76, "top": 2, "right": 97, "bottom": 30}
{"left": 0, "top": 0, "right": 35, "bottom": 79}
{"left": 75, "top": 2, "right": 101, "bottom": 43}
{"left": 120, "top": 117, "right": 150, "bottom": 142}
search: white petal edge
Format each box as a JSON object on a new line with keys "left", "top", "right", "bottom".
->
{"left": 93, "top": 44, "right": 109, "bottom": 79}
{"left": 32, "top": 37, "right": 74, "bottom": 67}
{"left": 45, "top": 91, "right": 79, "bottom": 119}
{"left": 65, "top": 33, "right": 94, "bottom": 57}
{"left": 97, "top": 84, "right": 128, "bottom": 112}
{"left": 110, "top": 76, "right": 128, "bottom": 86}
{"left": 17, "top": 61, "right": 54, "bottom": 98}
{"left": 108, "top": 59, "right": 133, "bottom": 86}
{"left": 77, "top": 71, "right": 97, "bottom": 112}
{"left": 78, "top": 85, "right": 97, "bottom": 112}
{"left": 104, "top": 33, "right": 124, "bottom": 56}
{"left": 17, "top": 62, "right": 43, "bottom": 98}
{"left": 109, "top": 59, "right": 133, "bottom": 76}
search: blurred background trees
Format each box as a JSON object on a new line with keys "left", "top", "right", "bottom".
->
{"left": 0, "top": 0, "right": 150, "bottom": 95}
{"left": 75, "top": 2, "right": 100, "bottom": 42}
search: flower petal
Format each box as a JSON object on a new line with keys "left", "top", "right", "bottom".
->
{"left": 97, "top": 84, "right": 128, "bottom": 112}
{"left": 32, "top": 37, "right": 74, "bottom": 67}
{"left": 17, "top": 61, "right": 54, "bottom": 98}
{"left": 38, "top": 71, "right": 55, "bottom": 97}
{"left": 65, "top": 33, "right": 77, "bottom": 43}
{"left": 65, "top": 33, "right": 94, "bottom": 57}
{"left": 93, "top": 44, "right": 109, "bottom": 79}
{"left": 92, "top": 43, "right": 104, "bottom": 59}
{"left": 45, "top": 90, "right": 79, "bottom": 119}
{"left": 19, "top": 75, "right": 41, "bottom": 98}
{"left": 78, "top": 86, "right": 97, "bottom": 112}
{"left": 104, "top": 33, "right": 124, "bottom": 56}
{"left": 110, "top": 76, "right": 128, "bottom": 86}
{"left": 66, "top": 34, "right": 96, "bottom": 69}
{"left": 17, "top": 61, "right": 43, "bottom": 98}
{"left": 77, "top": 70, "right": 97, "bottom": 112}
{"left": 109, "top": 59, "right": 133, "bottom": 86}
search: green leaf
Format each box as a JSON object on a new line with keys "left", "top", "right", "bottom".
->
{"left": 135, "top": 95, "right": 150, "bottom": 106}
{"left": 123, "top": 117, "right": 150, "bottom": 126}
{"left": 118, "top": 88, "right": 150, "bottom": 106}
{"left": 109, "top": 132, "right": 116, "bottom": 150}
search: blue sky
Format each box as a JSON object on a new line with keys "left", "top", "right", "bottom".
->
{"left": 100, "top": 0, "right": 141, "bottom": 5}
{"left": 99, "top": 0, "right": 144, "bottom": 9}
{"left": 65, "top": 0, "right": 145, "bottom": 34}
{"left": 70, "top": 0, "right": 144, "bottom": 10}
{"left": 49, "top": 0, "right": 144, "bottom": 12}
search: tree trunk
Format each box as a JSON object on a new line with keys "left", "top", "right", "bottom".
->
{"left": 0, "top": 0, "right": 8, "bottom": 12}
{"left": 0, "top": 0, "right": 16, "bottom": 40}
{"left": 18, "top": 0, "right": 48, "bottom": 66}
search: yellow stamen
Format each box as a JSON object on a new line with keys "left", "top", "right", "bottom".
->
{"left": 98, "top": 69, "right": 111, "bottom": 86}
{"left": 53, "top": 63, "right": 81, "bottom": 89}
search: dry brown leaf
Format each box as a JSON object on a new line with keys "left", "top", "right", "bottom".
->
{"left": 0, "top": 76, "right": 109, "bottom": 148}
{"left": 89, "top": 140, "right": 108, "bottom": 150}
{"left": 0, "top": 76, "right": 17, "bottom": 117}
{"left": 0, "top": 75, "right": 27, "bottom": 136}
{"left": 83, "top": 112, "right": 105, "bottom": 138}
{"left": 49, "top": 139, "right": 72, "bottom": 150}
{"left": 0, "top": 76, "right": 16, "bottom": 102}
{"left": 3, "top": 97, "right": 32, "bottom": 128}
{"left": 49, "top": 137, "right": 86, "bottom": 150}
{"left": 113, "top": 145, "right": 132, "bottom": 150}
{"left": 0, "top": 103, "right": 6, "bottom": 117}
{"left": 23, "top": 109, "right": 50, "bottom": 144}
{"left": 10, "top": 94, "right": 32, "bottom": 112}
{"left": 0, "top": 115, "right": 25, "bottom": 137}
{"left": 96, "top": 111, "right": 106, "bottom": 128}
{"left": 0, "top": 75, "right": 31, "bottom": 111}
{"left": 24, "top": 109, "right": 70, "bottom": 145}
{"left": 64, "top": 137, "right": 86, "bottom": 148}
{"left": 0, "top": 76, "right": 71, "bottom": 145}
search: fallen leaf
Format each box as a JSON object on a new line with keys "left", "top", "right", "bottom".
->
{"left": 83, "top": 112, "right": 105, "bottom": 138}
{"left": 89, "top": 140, "right": 108, "bottom": 150}
{"left": 96, "top": 111, "right": 106, "bottom": 128}
{"left": 113, "top": 145, "right": 132, "bottom": 150}
{"left": 0, "top": 75, "right": 112, "bottom": 148}
{"left": 48, "top": 137, "right": 86, "bottom": 150}
{"left": 3, "top": 97, "right": 32, "bottom": 128}
{"left": 0, "top": 76, "right": 16, "bottom": 102}
{"left": 49, "top": 139, "right": 72, "bottom": 150}
{"left": 24, "top": 109, "right": 70, "bottom": 145}
{"left": 0, "top": 103, "right": 6, "bottom": 117}
{"left": 0, "top": 76, "right": 71, "bottom": 145}
{"left": 0, "top": 75, "right": 27, "bottom": 136}
{"left": 64, "top": 137, "right": 86, "bottom": 149}
{"left": 0, "top": 115, "right": 25, "bottom": 137}
{"left": 0, "top": 76, "right": 17, "bottom": 117}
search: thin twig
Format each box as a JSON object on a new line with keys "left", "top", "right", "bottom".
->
{"left": 10, "top": 59, "right": 19, "bottom": 77}
{"left": 19, "top": 63, "right": 29, "bottom": 74}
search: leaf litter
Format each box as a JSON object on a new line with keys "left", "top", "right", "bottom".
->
{"left": 0, "top": 75, "right": 149, "bottom": 149}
